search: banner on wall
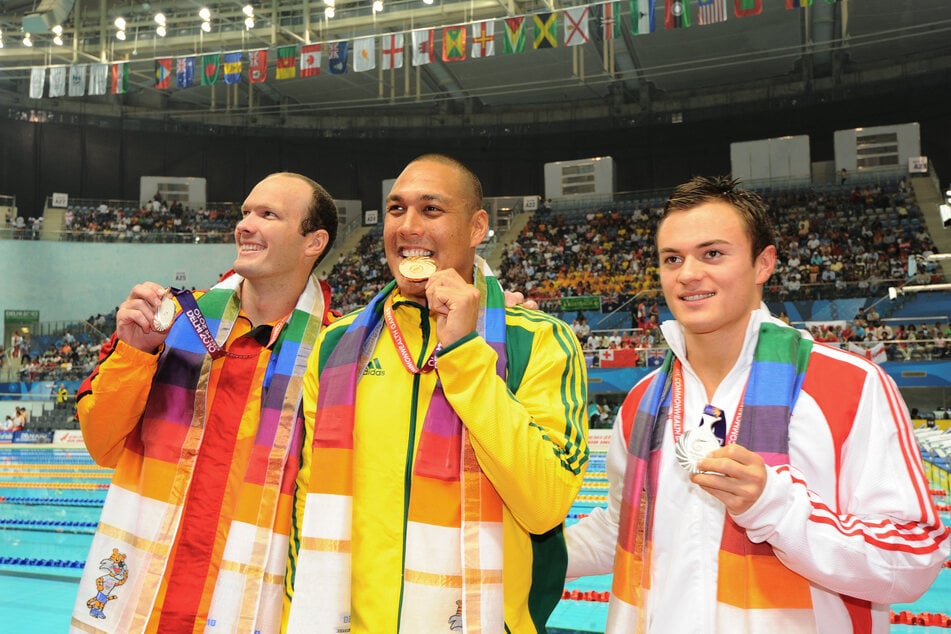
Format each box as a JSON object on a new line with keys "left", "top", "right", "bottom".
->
{"left": 560, "top": 295, "right": 601, "bottom": 312}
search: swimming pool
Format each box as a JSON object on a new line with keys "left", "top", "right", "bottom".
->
{"left": 1, "top": 446, "right": 947, "bottom": 632}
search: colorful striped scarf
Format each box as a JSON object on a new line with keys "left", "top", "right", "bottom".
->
{"left": 608, "top": 321, "right": 813, "bottom": 631}
{"left": 288, "top": 257, "right": 507, "bottom": 633}
{"left": 70, "top": 273, "right": 327, "bottom": 634}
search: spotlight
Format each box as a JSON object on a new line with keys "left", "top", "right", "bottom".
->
{"left": 372, "top": 0, "right": 383, "bottom": 12}
{"left": 156, "top": 25, "right": 166, "bottom": 37}
{"left": 324, "top": 6, "right": 334, "bottom": 18}
{"left": 53, "top": 35, "right": 63, "bottom": 46}
{"left": 199, "top": 7, "right": 211, "bottom": 21}
{"left": 155, "top": 13, "right": 166, "bottom": 26}
{"left": 52, "top": 25, "right": 63, "bottom": 36}
{"left": 201, "top": 20, "right": 211, "bottom": 33}
{"left": 244, "top": 17, "right": 254, "bottom": 29}
{"left": 23, "top": 33, "right": 32, "bottom": 47}
{"left": 114, "top": 17, "right": 126, "bottom": 30}
{"left": 242, "top": 4, "right": 254, "bottom": 17}
{"left": 116, "top": 29, "right": 127, "bottom": 40}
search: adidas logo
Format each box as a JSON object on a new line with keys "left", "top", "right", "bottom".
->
{"left": 362, "top": 357, "right": 385, "bottom": 376}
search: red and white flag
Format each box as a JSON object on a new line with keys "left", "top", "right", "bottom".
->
{"left": 301, "top": 44, "right": 322, "bottom": 77}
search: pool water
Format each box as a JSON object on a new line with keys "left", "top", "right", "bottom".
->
{"left": 1, "top": 446, "right": 948, "bottom": 633}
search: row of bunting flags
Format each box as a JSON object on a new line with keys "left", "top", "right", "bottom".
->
{"left": 28, "top": 0, "right": 841, "bottom": 99}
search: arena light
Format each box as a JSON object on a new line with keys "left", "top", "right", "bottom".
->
{"left": 199, "top": 7, "right": 211, "bottom": 21}
{"left": 156, "top": 25, "right": 166, "bottom": 37}
{"left": 242, "top": 4, "right": 254, "bottom": 17}
{"left": 154, "top": 13, "right": 166, "bottom": 26}
{"left": 324, "top": 6, "right": 335, "bottom": 18}
{"left": 114, "top": 16, "right": 126, "bottom": 30}
{"left": 244, "top": 16, "right": 254, "bottom": 29}
{"left": 22, "top": 32, "right": 32, "bottom": 47}
{"left": 201, "top": 20, "right": 211, "bottom": 32}
{"left": 116, "top": 29, "right": 126, "bottom": 40}
{"left": 372, "top": 0, "right": 383, "bottom": 12}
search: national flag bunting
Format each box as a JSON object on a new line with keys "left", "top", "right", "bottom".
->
{"left": 698, "top": 0, "right": 728, "bottom": 25}
{"left": 412, "top": 29, "right": 435, "bottom": 66}
{"left": 223, "top": 52, "right": 242, "bottom": 84}
{"left": 49, "top": 66, "right": 66, "bottom": 98}
{"left": 381, "top": 34, "right": 404, "bottom": 70}
{"left": 328, "top": 41, "right": 349, "bottom": 74}
{"left": 665, "top": 0, "right": 691, "bottom": 29}
{"left": 276, "top": 45, "right": 297, "bottom": 79}
{"left": 354, "top": 36, "right": 376, "bottom": 72}
{"left": 155, "top": 59, "right": 172, "bottom": 90}
{"left": 471, "top": 21, "right": 494, "bottom": 58}
{"left": 646, "top": 348, "right": 666, "bottom": 367}
{"left": 201, "top": 54, "right": 220, "bottom": 86}
{"left": 734, "top": 0, "right": 762, "bottom": 17}
{"left": 442, "top": 26, "right": 466, "bottom": 62}
{"left": 176, "top": 56, "right": 195, "bottom": 88}
{"left": 564, "top": 7, "right": 590, "bottom": 46}
{"left": 503, "top": 17, "right": 525, "bottom": 54}
{"left": 29, "top": 68, "right": 45, "bottom": 99}
{"left": 599, "top": 2, "right": 622, "bottom": 40}
{"left": 301, "top": 43, "right": 322, "bottom": 77}
{"left": 69, "top": 65, "right": 86, "bottom": 96}
{"left": 88, "top": 63, "right": 109, "bottom": 95}
{"left": 249, "top": 49, "right": 267, "bottom": 83}
{"left": 111, "top": 62, "right": 128, "bottom": 94}
{"left": 631, "top": 0, "right": 656, "bottom": 35}
{"left": 786, "top": 0, "right": 812, "bottom": 7}
{"left": 533, "top": 12, "right": 558, "bottom": 49}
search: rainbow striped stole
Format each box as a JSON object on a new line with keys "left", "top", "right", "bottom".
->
{"left": 610, "top": 322, "right": 813, "bottom": 628}
{"left": 71, "top": 273, "right": 326, "bottom": 633}
{"left": 295, "top": 257, "right": 506, "bottom": 632}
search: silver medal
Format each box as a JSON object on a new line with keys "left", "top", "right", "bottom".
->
{"left": 152, "top": 293, "right": 176, "bottom": 332}
{"left": 675, "top": 424, "right": 722, "bottom": 474}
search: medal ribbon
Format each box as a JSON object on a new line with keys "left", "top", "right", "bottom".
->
{"left": 669, "top": 360, "right": 744, "bottom": 446}
{"left": 383, "top": 295, "right": 440, "bottom": 374}
{"left": 169, "top": 287, "right": 287, "bottom": 359}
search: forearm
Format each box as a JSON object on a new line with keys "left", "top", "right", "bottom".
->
{"left": 736, "top": 462, "right": 950, "bottom": 604}
{"left": 78, "top": 341, "right": 158, "bottom": 467}
{"left": 566, "top": 415, "right": 627, "bottom": 578}
{"left": 438, "top": 332, "right": 588, "bottom": 533}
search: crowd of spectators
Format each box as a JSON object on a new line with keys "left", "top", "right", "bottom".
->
{"left": 767, "top": 178, "right": 940, "bottom": 301}
{"left": 5, "top": 314, "right": 114, "bottom": 384}
{"left": 0, "top": 407, "right": 29, "bottom": 431}
{"left": 322, "top": 228, "right": 391, "bottom": 315}
{"left": 498, "top": 178, "right": 937, "bottom": 308}
{"left": 58, "top": 196, "right": 240, "bottom": 243}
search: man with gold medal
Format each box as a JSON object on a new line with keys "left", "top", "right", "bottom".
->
{"left": 286, "top": 154, "right": 589, "bottom": 633}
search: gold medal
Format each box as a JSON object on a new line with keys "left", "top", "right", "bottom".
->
{"left": 152, "top": 293, "right": 177, "bottom": 332}
{"left": 399, "top": 256, "right": 437, "bottom": 282}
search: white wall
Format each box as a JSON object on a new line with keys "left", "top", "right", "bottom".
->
{"left": 1, "top": 241, "right": 236, "bottom": 331}
{"left": 730, "top": 135, "right": 811, "bottom": 184}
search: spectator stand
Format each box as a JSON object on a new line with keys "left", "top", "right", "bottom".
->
{"left": 45, "top": 196, "right": 241, "bottom": 244}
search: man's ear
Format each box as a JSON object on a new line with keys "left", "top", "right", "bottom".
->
{"left": 755, "top": 244, "right": 777, "bottom": 285}
{"left": 469, "top": 209, "right": 489, "bottom": 248}
{"left": 306, "top": 229, "right": 330, "bottom": 259}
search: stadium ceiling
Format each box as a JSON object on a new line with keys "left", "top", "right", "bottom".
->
{"left": 0, "top": 0, "right": 949, "bottom": 132}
